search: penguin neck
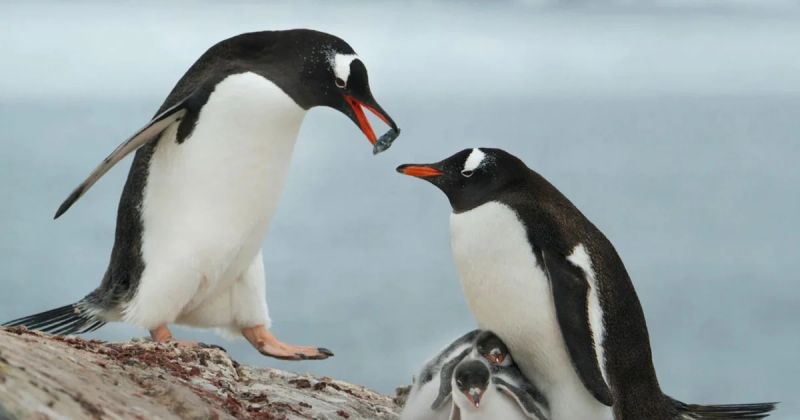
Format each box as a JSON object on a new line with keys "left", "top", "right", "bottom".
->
{"left": 212, "top": 71, "right": 308, "bottom": 138}
{"left": 183, "top": 71, "right": 309, "bottom": 175}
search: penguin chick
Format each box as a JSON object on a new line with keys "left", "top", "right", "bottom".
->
{"left": 450, "top": 357, "right": 548, "bottom": 420}
{"left": 400, "top": 329, "right": 482, "bottom": 420}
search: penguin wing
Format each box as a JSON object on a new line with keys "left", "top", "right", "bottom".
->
{"left": 421, "top": 329, "right": 482, "bottom": 388}
{"left": 497, "top": 366, "right": 549, "bottom": 411}
{"left": 431, "top": 347, "right": 471, "bottom": 410}
{"left": 493, "top": 377, "right": 548, "bottom": 420}
{"left": 52, "top": 89, "right": 208, "bottom": 219}
{"left": 541, "top": 248, "right": 614, "bottom": 406}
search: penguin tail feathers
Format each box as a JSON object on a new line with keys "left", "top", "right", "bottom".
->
{"left": 2, "top": 301, "right": 106, "bottom": 336}
{"left": 673, "top": 398, "right": 778, "bottom": 419}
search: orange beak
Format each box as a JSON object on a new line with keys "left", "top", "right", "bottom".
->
{"left": 396, "top": 165, "right": 443, "bottom": 178}
{"left": 346, "top": 96, "right": 392, "bottom": 145}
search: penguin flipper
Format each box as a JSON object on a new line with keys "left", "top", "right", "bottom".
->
{"left": 497, "top": 365, "right": 549, "bottom": 412}
{"left": 53, "top": 90, "right": 205, "bottom": 219}
{"left": 541, "top": 248, "right": 614, "bottom": 406}
{"left": 493, "top": 377, "right": 548, "bottom": 420}
{"left": 432, "top": 347, "right": 471, "bottom": 410}
{"left": 420, "top": 329, "right": 481, "bottom": 388}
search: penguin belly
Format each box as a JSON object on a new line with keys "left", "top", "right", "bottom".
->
{"left": 449, "top": 201, "right": 612, "bottom": 420}
{"left": 486, "top": 392, "right": 536, "bottom": 420}
{"left": 401, "top": 375, "right": 451, "bottom": 420}
{"left": 122, "top": 72, "right": 307, "bottom": 332}
{"left": 459, "top": 389, "right": 530, "bottom": 420}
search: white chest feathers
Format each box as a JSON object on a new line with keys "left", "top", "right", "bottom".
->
{"left": 125, "top": 72, "right": 307, "bottom": 330}
{"left": 449, "top": 201, "right": 563, "bottom": 375}
{"left": 451, "top": 386, "right": 530, "bottom": 420}
{"left": 449, "top": 202, "right": 612, "bottom": 420}
{"left": 142, "top": 71, "right": 306, "bottom": 267}
{"left": 401, "top": 373, "right": 451, "bottom": 420}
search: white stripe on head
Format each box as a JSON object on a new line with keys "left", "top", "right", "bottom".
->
{"left": 331, "top": 53, "right": 358, "bottom": 83}
{"left": 463, "top": 148, "right": 486, "bottom": 172}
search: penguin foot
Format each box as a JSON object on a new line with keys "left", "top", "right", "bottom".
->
{"left": 241, "top": 325, "right": 332, "bottom": 361}
{"left": 149, "top": 325, "right": 205, "bottom": 349}
{"left": 198, "top": 343, "right": 227, "bottom": 352}
{"left": 162, "top": 338, "right": 202, "bottom": 348}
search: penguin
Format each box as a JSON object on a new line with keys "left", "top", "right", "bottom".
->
{"left": 400, "top": 329, "right": 482, "bottom": 420}
{"left": 449, "top": 357, "right": 548, "bottom": 420}
{"left": 2, "top": 29, "right": 400, "bottom": 361}
{"left": 397, "top": 148, "right": 778, "bottom": 419}
{"left": 472, "top": 329, "right": 513, "bottom": 367}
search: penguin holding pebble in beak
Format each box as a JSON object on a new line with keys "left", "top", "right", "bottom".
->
{"left": 4, "top": 29, "right": 400, "bottom": 361}
{"left": 397, "top": 148, "right": 777, "bottom": 419}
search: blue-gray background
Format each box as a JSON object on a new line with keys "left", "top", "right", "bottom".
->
{"left": 1, "top": 0, "right": 798, "bottom": 418}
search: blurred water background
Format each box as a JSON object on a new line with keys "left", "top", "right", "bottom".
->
{"left": 1, "top": 0, "right": 798, "bottom": 417}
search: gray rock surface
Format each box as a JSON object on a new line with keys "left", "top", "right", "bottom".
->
{"left": 0, "top": 327, "right": 402, "bottom": 419}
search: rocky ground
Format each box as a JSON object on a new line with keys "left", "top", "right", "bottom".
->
{"left": 0, "top": 327, "right": 411, "bottom": 420}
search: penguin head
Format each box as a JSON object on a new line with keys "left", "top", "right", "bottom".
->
{"left": 453, "top": 358, "right": 491, "bottom": 409}
{"left": 269, "top": 29, "right": 398, "bottom": 147}
{"left": 474, "top": 330, "right": 513, "bottom": 367}
{"left": 397, "top": 148, "right": 528, "bottom": 213}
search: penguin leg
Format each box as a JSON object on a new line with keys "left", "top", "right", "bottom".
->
{"left": 234, "top": 251, "right": 333, "bottom": 361}
{"left": 124, "top": 250, "right": 226, "bottom": 351}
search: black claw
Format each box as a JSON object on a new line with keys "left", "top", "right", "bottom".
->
{"left": 317, "top": 347, "right": 334, "bottom": 357}
{"left": 296, "top": 353, "right": 308, "bottom": 360}
{"left": 198, "top": 343, "right": 226, "bottom": 352}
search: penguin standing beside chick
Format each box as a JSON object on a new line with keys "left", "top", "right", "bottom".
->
{"left": 397, "top": 148, "right": 777, "bottom": 419}
{"left": 4, "top": 29, "right": 400, "bottom": 361}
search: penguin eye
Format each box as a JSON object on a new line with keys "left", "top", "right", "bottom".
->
{"left": 461, "top": 170, "right": 474, "bottom": 178}
{"left": 335, "top": 77, "right": 346, "bottom": 88}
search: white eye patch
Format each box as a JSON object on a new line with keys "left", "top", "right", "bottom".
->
{"left": 463, "top": 148, "right": 486, "bottom": 172}
{"left": 331, "top": 53, "right": 358, "bottom": 85}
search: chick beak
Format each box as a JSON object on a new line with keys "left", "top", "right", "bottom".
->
{"left": 488, "top": 352, "right": 505, "bottom": 365}
{"left": 466, "top": 390, "right": 484, "bottom": 409}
